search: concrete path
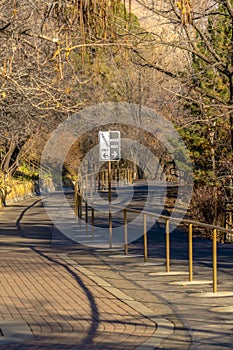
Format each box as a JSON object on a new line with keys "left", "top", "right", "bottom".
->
{"left": 0, "top": 195, "right": 233, "bottom": 349}
{"left": 0, "top": 196, "right": 166, "bottom": 350}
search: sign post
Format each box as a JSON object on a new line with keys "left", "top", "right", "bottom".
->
{"left": 108, "top": 159, "right": 112, "bottom": 247}
{"left": 99, "top": 131, "right": 121, "bottom": 247}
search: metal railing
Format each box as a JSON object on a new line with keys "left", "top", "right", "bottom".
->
{"left": 75, "top": 169, "right": 233, "bottom": 294}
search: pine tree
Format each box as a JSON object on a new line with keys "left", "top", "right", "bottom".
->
{"left": 182, "top": 3, "right": 233, "bottom": 188}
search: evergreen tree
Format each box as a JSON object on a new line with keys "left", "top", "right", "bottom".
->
{"left": 181, "top": 2, "right": 233, "bottom": 189}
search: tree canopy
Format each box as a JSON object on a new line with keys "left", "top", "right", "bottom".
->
{"left": 1, "top": 0, "right": 233, "bottom": 225}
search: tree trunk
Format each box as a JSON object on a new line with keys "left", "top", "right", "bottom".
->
{"left": 2, "top": 139, "right": 17, "bottom": 176}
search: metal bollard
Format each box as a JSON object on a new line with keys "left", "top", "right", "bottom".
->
{"left": 213, "top": 229, "right": 217, "bottom": 293}
{"left": 166, "top": 219, "right": 170, "bottom": 272}
{"left": 143, "top": 213, "right": 148, "bottom": 263}
{"left": 189, "top": 223, "right": 193, "bottom": 282}
{"left": 91, "top": 207, "right": 94, "bottom": 239}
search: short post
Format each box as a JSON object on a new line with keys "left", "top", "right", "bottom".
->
{"left": 143, "top": 213, "right": 148, "bottom": 262}
{"left": 213, "top": 228, "right": 217, "bottom": 293}
{"left": 91, "top": 207, "right": 94, "bottom": 239}
{"left": 102, "top": 171, "right": 104, "bottom": 191}
{"left": 98, "top": 172, "right": 101, "bottom": 190}
{"left": 124, "top": 209, "right": 128, "bottom": 255}
{"left": 74, "top": 183, "right": 78, "bottom": 217}
{"left": 120, "top": 169, "right": 123, "bottom": 186}
{"left": 85, "top": 175, "right": 88, "bottom": 199}
{"left": 81, "top": 178, "right": 84, "bottom": 199}
{"left": 90, "top": 174, "right": 93, "bottom": 198}
{"left": 189, "top": 223, "right": 193, "bottom": 282}
{"left": 85, "top": 200, "right": 88, "bottom": 222}
{"left": 77, "top": 193, "right": 83, "bottom": 219}
{"left": 166, "top": 219, "right": 170, "bottom": 272}
{"left": 105, "top": 170, "right": 108, "bottom": 190}
{"left": 130, "top": 169, "right": 133, "bottom": 184}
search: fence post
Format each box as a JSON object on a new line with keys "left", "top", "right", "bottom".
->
{"left": 90, "top": 174, "right": 93, "bottom": 198}
{"left": 130, "top": 169, "right": 133, "bottom": 184}
{"left": 189, "top": 223, "right": 193, "bottom": 282}
{"left": 98, "top": 172, "right": 101, "bottom": 190}
{"left": 77, "top": 193, "right": 83, "bottom": 219}
{"left": 84, "top": 200, "right": 88, "bottom": 235}
{"left": 102, "top": 171, "right": 104, "bottom": 191}
{"left": 166, "top": 219, "right": 170, "bottom": 272}
{"left": 109, "top": 209, "right": 112, "bottom": 248}
{"left": 92, "top": 207, "right": 94, "bottom": 239}
{"left": 143, "top": 213, "right": 148, "bottom": 263}
{"left": 74, "top": 182, "right": 78, "bottom": 217}
{"left": 213, "top": 228, "right": 217, "bottom": 293}
{"left": 85, "top": 175, "right": 88, "bottom": 199}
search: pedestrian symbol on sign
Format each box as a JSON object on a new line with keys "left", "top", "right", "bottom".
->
{"left": 99, "top": 131, "right": 121, "bottom": 161}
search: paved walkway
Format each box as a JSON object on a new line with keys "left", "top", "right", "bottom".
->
{"left": 0, "top": 196, "right": 163, "bottom": 350}
{"left": 0, "top": 195, "right": 233, "bottom": 349}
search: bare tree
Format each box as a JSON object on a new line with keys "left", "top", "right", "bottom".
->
{"left": 0, "top": 0, "right": 138, "bottom": 179}
{"left": 121, "top": 1, "right": 233, "bottom": 225}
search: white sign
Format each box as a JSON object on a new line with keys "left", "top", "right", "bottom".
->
{"left": 99, "top": 131, "right": 121, "bottom": 161}
{"left": 99, "top": 131, "right": 110, "bottom": 160}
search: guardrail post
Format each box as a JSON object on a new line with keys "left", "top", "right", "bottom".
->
{"left": 98, "top": 172, "right": 101, "bottom": 190}
{"left": 85, "top": 200, "right": 88, "bottom": 222}
{"left": 78, "top": 193, "right": 83, "bottom": 219}
{"left": 74, "top": 183, "right": 78, "bottom": 217}
{"left": 124, "top": 209, "right": 128, "bottom": 255}
{"left": 90, "top": 174, "right": 93, "bottom": 198}
{"left": 189, "top": 223, "right": 193, "bottom": 282}
{"left": 144, "top": 213, "right": 148, "bottom": 263}
{"left": 213, "top": 228, "right": 217, "bottom": 293}
{"left": 81, "top": 177, "right": 84, "bottom": 199}
{"left": 102, "top": 171, "right": 104, "bottom": 191}
{"left": 130, "top": 169, "right": 133, "bottom": 184}
{"left": 85, "top": 175, "right": 88, "bottom": 199}
{"left": 109, "top": 209, "right": 112, "bottom": 248}
{"left": 92, "top": 206, "right": 94, "bottom": 239}
{"left": 166, "top": 219, "right": 170, "bottom": 272}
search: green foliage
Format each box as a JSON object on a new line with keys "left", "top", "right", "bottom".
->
{"left": 181, "top": 3, "right": 233, "bottom": 188}
{"left": 192, "top": 4, "right": 232, "bottom": 102}
{"left": 16, "top": 163, "right": 39, "bottom": 181}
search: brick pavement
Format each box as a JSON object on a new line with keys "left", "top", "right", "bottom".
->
{"left": 0, "top": 197, "right": 160, "bottom": 350}
{"left": 1, "top": 195, "right": 233, "bottom": 350}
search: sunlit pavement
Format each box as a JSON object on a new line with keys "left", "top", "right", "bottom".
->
{"left": 0, "top": 194, "right": 233, "bottom": 349}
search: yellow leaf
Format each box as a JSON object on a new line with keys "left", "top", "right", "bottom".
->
{"left": 51, "top": 49, "right": 60, "bottom": 60}
{"left": 66, "top": 49, "right": 71, "bottom": 60}
{"left": 1, "top": 91, "right": 6, "bottom": 98}
{"left": 65, "top": 87, "right": 72, "bottom": 95}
